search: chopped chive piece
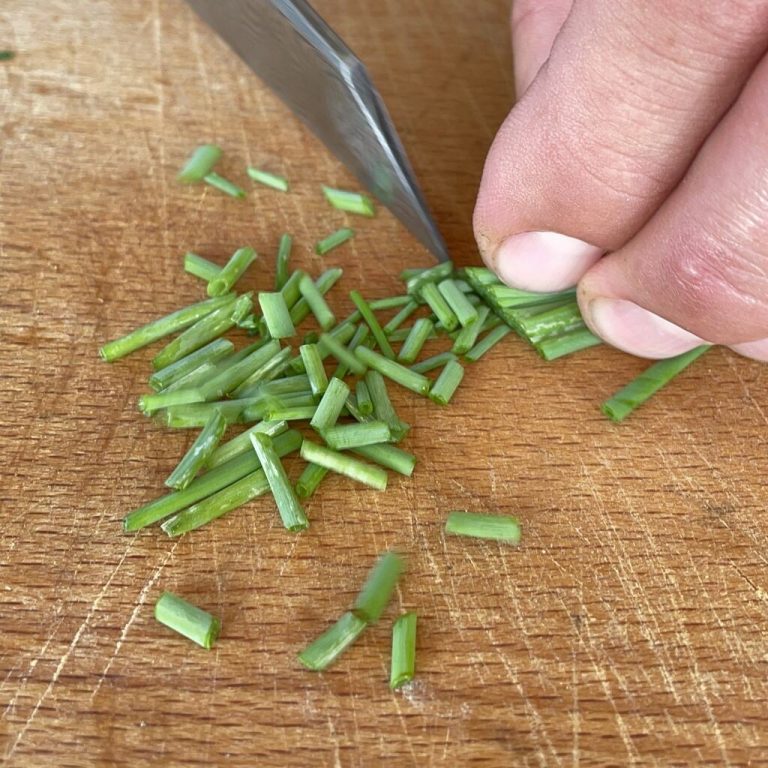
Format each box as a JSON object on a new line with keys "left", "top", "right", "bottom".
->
{"left": 0, "top": 50, "right": 16, "bottom": 61}
{"left": 319, "top": 332, "right": 366, "bottom": 376}
{"left": 464, "top": 324, "right": 512, "bottom": 362}
{"left": 355, "top": 380, "right": 373, "bottom": 415}
{"left": 152, "top": 294, "right": 251, "bottom": 370}
{"left": 298, "top": 611, "right": 367, "bottom": 671}
{"left": 410, "top": 351, "right": 458, "bottom": 375}
{"left": 452, "top": 306, "right": 489, "bottom": 355}
{"left": 290, "top": 268, "right": 344, "bottom": 326}
{"left": 383, "top": 300, "right": 419, "bottom": 334}
{"left": 149, "top": 339, "right": 234, "bottom": 391}
{"left": 364, "top": 370, "right": 407, "bottom": 438}
{"left": 397, "top": 318, "right": 434, "bottom": 364}
{"left": 399, "top": 267, "right": 426, "bottom": 281}
{"left": 280, "top": 269, "right": 305, "bottom": 310}
{"left": 322, "top": 421, "right": 391, "bottom": 451}
{"left": 100, "top": 294, "right": 234, "bottom": 363}
{"left": 517, "top": 301, "right": 585, "bottom": 344}
{"left": 322, "top": 186, "right": 375, "bottom": 216}
{"left": 300, "top": 344, "right": 329, "bottom": 398}
{"left": 303, "top": 330, "right": 320, "bottom": 345}
{"left": 122, "top": 429, "right": 302, "bottom": 531}
{"left": 369, "top": 296, "right": 412, "bottom": 311}
{"left": 207, "top": 246, "right": 257, "bottom": 297}
{"left": 486, "top": 283, "right": 576, "bottom": 309}
{"left": 390, "top": 612, "right": 417, "bottom": 689}
{"left": 265, "top": 405, "right": 317, "bottom": 421}
{"left": 445, "top": 511, "right": 521, "bottom": 543}
{"left": 247, "top": 167, "right": 289, "bottom": 192}
{"left": 352, "top": 444, "right": 415, "bottom": 477}
{"left": 350, "top": 290, "right": 395, "bottom": 359}
{"left": 232, "top": 346, "right": 294, "bottom": 398}
{"left": 601, "top": 346, "right": 710, "bottom": 422}
{"left": 386, "top": 324, "right": 439, "bottom": 343}
{"left": 184, "top": 252, "right": 221, "bottom": 282}
{"left": 162, "top": 398, "right": 260, "bottom": 428}
{"left": 343, "top": 395, "right": 372, "bottom": 424}
{"left": 355, "top": 346, "right": 430, "bottom": 396}
{"left": 333, "top": 324, "right": 369, "bottom": 378}
{"left": 241, "top": 390, "right": 315, "bottom": 422}
{"left": 258, "top": 291, "right": 295, "bottom": 339}
{"left": 165, "top": 410, "right": 227, "bottom": 490}
{"left": 261, "top": 374, "right": 311, "bottom": 396}
{"left": 154, "top": 592, "right": 220, "bottom": 649}
{"left": 315, "top": 227, "right": 354, "bottom": 255}
{"left": 300, "top": 440, "right": 387, "bottom": 491}
{"left": 419, "top": 282, "right": 458, "bottom": 332}
{"left": 207, "top": 420, "right": 287, "bottom": 468}
{"left": 177, "top": 144, "right": 221, "bottom": 183}
{"left": 437, "top": 279, "right": 478, "bottom": 328}
{"left": 405, "top": 261, "right": 454, "bottom": 296}
{"left": 250, "top": 433, "right": 309, "bottom": 532}
{"left": 139, "top": 387, "right": 205, "bottom": 415}
{"left": 299, "top": 274, "right": 336, "bottom": 330}
{"left": 453, "top": 278, "right": 474, "bottom": 293}
{"left": 198, "top": 340, "right": 282, "bottom": 400}
{"left": 534, "top": 327, "right": 602, "bottom": 360}
{"left": 203, "top": 171, "right": 246, "bottom": 199}
{"left": 353, "top": 551, "right": 403, "bottom": 623}
{"left": 429, "top": 359, "right": 465, "bottom": 405}
{"left": 275, "top": 234, "right": 292, "bottom": 290}
{"left": 310, "top": 377, "right": 350, "bottom": 431}
{"left": 295, "top": 462, "right": 329, "bottom": 499}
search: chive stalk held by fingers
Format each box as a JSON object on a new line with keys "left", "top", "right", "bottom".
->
{"left": 322, "top": 421, "right": 391, "bottom": 451}
{"left": 353, "top": 551, "right": 404, "bottom": 623}
{"left": 319, "top": 332, "right": 366, "bottom": 376}
{"left": 300, "top": 440, "right": 387, "bottom": 491}
{"left": 315, "top": 227, "right": 354, "bottom": 255}
{"left": 350, "top": 290, "right": 395, "bottom": 359}
{"left": 355, "top": 380, "right": 373, "bottom": 415}
{"left": 149, "top": 339, "right": 234, "bottom": 392}
{"left": 298, "top": 611, "right": 367, "bottom": 671}
{"left": 322, "top": 186, "right": 375, "bottom": 216}
{"left": 177, "top": 144, "right": 221, "bottom": 183}
{"left": 517, "top": 301, "right": 585, "bottom": 344}
{"left": 290, "top": 268, "right": 344, "bottom": 326}
{"left": 390, "top": 612, "right": 417, "bottom": 689}
{"left": 300, "top": 344, "right": 329, "bottom": 398}
{"left": 452, "top": 306, "right": 489, "bottom": 355}
{"left": 184, "top": 252, "right": 221, "bottom": 282}
{"left": 419, "top": 282, "right": 458, "bottom": 332}
{"left": 355, "top": 346, "right": 430, "bottom": 396}
{"left": 165, "top": 410, "right": 227, "bottom": 490}
{"left": 154, "top": 592, "right": 220, "bottom": 649}
{"left": 310, "top": 377, "right": 350, "bottom": 431}
{"left": 397, "top": 318, "right": 434, "bottom": 364}
{"left": 207, "top": 246, "right": 257, "bottom": 296}
{"left": 207, "top": 419, "right": 287, "bottom": 468}
{"left": 601, "top": 345, "right": 710, "bottom": 422}
{"left": 464, "top": 324, "right": 512, "bottom": 363}
{"left": 139, "top": 387, "right": 205, "bottom": 415}
{"left": 295, "top": 462, "right": 329, "bottom": 499}
{"left": 405, "top": 261, "right": 454, "bottom": 296}
{"left": 203, "top": 171, "right": 246, "bottom": 199}
{"left": 383, "top": 300, "right": 419, "bottom": 335}
{"left": 437, "top": 279, "right": 478, "bottom": 328}
{"left": 250, "top": 433, "right": 309, "bottom": 531}
{"left": 299, "top": 274, "right": 336, "bottom": 330}
{"left": 99, "top": 294, "right": 234, "bottom": 363}
{"left": 410, "top": 351, "right": 457, "bottom": 375}
{"left": 247, "top": 167, "right": 289, "bottom": 192}
{"left": 534, "top": 327, "right": 601, "bottom": 361}
{"left": 275, "top": 234, "right": 292, "bottom": 289}
{"left": 429, "top": 359, "right": 465, "bottom": 405}
{"left": 259, "top": 291, "right": 295, "bottom": 339}
{"left": 352, "top": 444, "right": 415, "bottom": 477}
{"left": 445, "top": 511, "right": 521, "bottom": 544}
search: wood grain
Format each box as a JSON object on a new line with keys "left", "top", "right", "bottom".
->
{"left": 1, "top": 1, "right": 767, "bottom": 765}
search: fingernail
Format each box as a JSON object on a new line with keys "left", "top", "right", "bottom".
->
{"left": 493, "top": 231, "right": 604, "bottom": 292}
{"left": 730, "top": 338, "right": 768, "bottom": 363}
{"left": 585, "top": 298, "right": 704, "bottom": 358}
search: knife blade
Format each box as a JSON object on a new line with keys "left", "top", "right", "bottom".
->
{"left": 186, "top": 0, "right": 449, "bottom": 262}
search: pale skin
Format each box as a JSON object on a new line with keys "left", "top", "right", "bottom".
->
{"left": 473, "top": 0, "right": 768, "bottom": 360}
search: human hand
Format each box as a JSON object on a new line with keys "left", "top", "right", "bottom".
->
{"left": 473, "top": 0, "right": 768, "bottom": 360}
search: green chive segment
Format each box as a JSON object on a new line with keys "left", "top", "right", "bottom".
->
{"left": 154, "top": 591, "right": 221, "bottom": 649}
{"left": 355, "top": 346, "right": 430, "bottom": 396}
{"left": 353, "top": 551, "right": 404, "bottom": 624}
{"left": 165, "top": 409, "right": 227, "bottom": 490}
{"left": 445, "top": 511, "right": 521, "bottom": 544}
{"left": 315, "top": 227, "right": 354, "bottom": 255}
{"left": 298, "top": 611, "right": 367, "bottom": 671}
{"left": 258, "top": 291, "right": 295, "bottom": 339}
{"left": 275, "top": 234, "right": 292, "bottom": 290}
{"left": 203, "top": 172, "right": 246, "bottom": 199}
{"left": 247, "top": 167, "right": 289, "bottom": 192}
{"left": 177, "top": 144, "right": 221, "bottom": 183}
{"left": 322, "top": 421, "right": 391, "bottom": 451}
{"left": 350, "top": 290, "right": 395, "bottom": 359}
{"left": 390, "top": 612, "right": 417, "bottom": 689}
{"left": 429, "top": 359, "right": 465, "bottom": 405}
{"left": 322, "top": 186, "right": 375, "bottom": 216}
{"left": 184, "top": 252, "right": 221, "bottom": 282}
{"left": 207, "top": 246, "right": 257, "bottom": 297}
{"left": 300, "top": 440, "right": 387, "bottom": 491}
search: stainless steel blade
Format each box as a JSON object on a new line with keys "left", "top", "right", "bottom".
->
{"left": 186, "top": 0, "right": 449, "bottom": 262}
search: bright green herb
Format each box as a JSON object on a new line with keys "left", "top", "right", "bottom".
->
{"left": 300, "top": 344, "right": 329, "bottom": 398}
{"left": 232, "top": 346, "right": 293, "bottom": 398}
{"left": 445, "top": 511, "right": 521, "bottom": 544}
{"left": 534, "top": 327, "right": 601, "bottom": 361}
{"left": 258, "top": 291, "right": 295, "bottom": 339}
{"left": 138, "top": 387, "right": 205, "bottom": 415}
{"left": 452, "top": 306, "right": 489, "bottom": 355}
{"left": 364, "top": 370, "right": 408, "bottom": 439}
{"left": 322, "top": 421, "right": 391, "bottom": 451}
{"left": 149, "top": 339, "right": 233, "bottom": 392}
{"left": 437, "top": 279, "right": 478, "bottom": 328}
{"left": 352, "top": 444, "right": 415, "bottom": 477}
{"left": 353, "top": 551, "right": 403, "bottom": 623}
{"left": 198, "top": 340, "right": 282, "bottom": 400}
{"left": 154, "top": 591, "right": 220, "bottom": 649}
{"left": 419, "top": 282, "right": 458, "bottom": 332}
{"left": 298, "top": 611, "right": 367, "bottom": 671}
{"left": 299, "top": 274, "right": 336, "bottom": 330}
{"left": 464, "top": 324, "right": 512, "bottom": 362}
{"left": 275, "top": 234, "right": 292, "bottom": 290}
{"left": 369, "top": 296, "right": 412, "bottom": 311}
{"left": 207, "top": 246, "right": 257, "bottom": 297}
{"left": 516, "top": 301, "right": 585, "bottom": 344}
{"left": 203, "top": 171, "right": 246, "bottom": 199}
{"left": 397, "top": 318, "right": 434, "bottom": 364}
{"left": 486, "top": 283, "right": 576, "bottom": 309}
{"left": 99, "top": 294, "right": 234, "bottom": 363}
{"left": 410, "top": 351, "right": 457, "bottom": 375}
{"left": 240, "top": 391, "right": 315, "bottom": 424}
{"left": 184, "top": 252, "right": 221, "bottom": 282}
{"left": 355, "top": 346, "right": 430, "bottom": 396}
{"left": 383, "top": 300, "right": 419, "bottom": 334}
{"left": 295, "top": 463, "right": 329, "bottom": 499}
{"left": 177, "top": 144, "right": 222, "bottom": 183}
{"left": 315, "top": 227, "right": 354, "bottom": 255}
{"left": 300, "top": 440, "right": 387, "bottom": 491}
{"left": 387, "top": 324, "right": 439, "bottom": 344}
{"left": 390, "top": 612, "right": 417, "bottom": 689}
{"left": 290, "top": 268, "right": 344, "bottom": 326}
{"left": 355, "top": 380, "right": 373, "bottom": 415}
{"left": 280, "top": 269, "right": 304, "bottom": 310}
{"left": 333, "top": 324, "right": 369, "bottom": 378}
{"left": 319, "top": 332, "right": 366, "bottom": 376}
{"left": 165, "top": 410, "right": 227, "bottom": 490}
{"left": 429, "top": 359, "right": 465, "bottom": 405}
{"left": 601, "top": 346, "right": 710, "bottom": 422}
{"left": 261, "top": 375, "right": 312, "bottom": 396}
{"left": 207, "top": 420, "right": 287, "bottom": 468}
{"left": 247, "top": 167, "right": 289, "bottom": 192}
{"left": 265, "top": 404, "right": 317, "bottom": 422}
{"left": 322, "top": 186, "right": 375, "bottom": 216}
{"left": 162, "top": 398, "right": 258, "bottom": 428}
{"left": 350, "top": 290, "right": 395, "bottom": 359}
{"left": 405, "top": 261, "right": 454, "bottom": 296}
{"left": 310, "top": 377, "right": 350, "bottom": 431}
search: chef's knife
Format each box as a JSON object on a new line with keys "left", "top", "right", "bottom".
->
{"left": 186, "top": 0, "right": 449, "bottom": 262}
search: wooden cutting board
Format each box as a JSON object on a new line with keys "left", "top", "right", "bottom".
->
{"left": 2, "top": 1, "right": 767, "bottom": 765}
